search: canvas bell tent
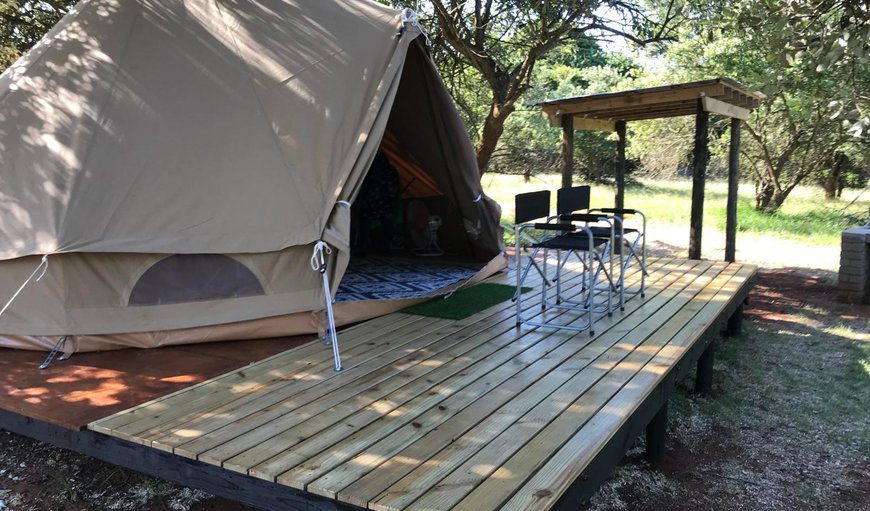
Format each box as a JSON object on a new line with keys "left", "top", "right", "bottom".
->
{"left": 0, "top": 0, "right": 503, "bottom": 353}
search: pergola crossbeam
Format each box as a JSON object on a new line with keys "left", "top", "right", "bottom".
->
{"left": 702, "top": 96, "right": 750, "bottom": 121}
{"left": 574, "top": 117, "right": 617, "bottom": 132}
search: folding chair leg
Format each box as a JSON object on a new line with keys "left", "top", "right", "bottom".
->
{"left": 540, "top": 248, "right": 549, "bottom": 311}
{"left": 513, "top": 247, "right": 548, "bottom": 301}
{"left": 515, "top": 231, "right": 523, "bottom": 326}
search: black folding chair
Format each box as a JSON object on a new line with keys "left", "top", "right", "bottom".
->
{"left": 552, "top": 186, "right": 619, "bottom": 314}
{"left": 586, "top": 205, "right": 648, "bottom": 305}
{"left": 514, "top": 190, "right": 612, "bottom": 334}
{"left": 556, "top": 186, "right": 648, "bottom": 310}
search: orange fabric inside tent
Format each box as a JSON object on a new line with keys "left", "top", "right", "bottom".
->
{"left": 380, "top": 131, "right": 442, "bottom": 198}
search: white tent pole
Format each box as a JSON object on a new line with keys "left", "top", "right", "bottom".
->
{"left": 311, "top": 241, "right": 342, "bottom": 371}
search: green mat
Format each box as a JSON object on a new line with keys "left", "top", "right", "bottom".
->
{"left": 401, "top": 283, "right": 531, "bottom": 320}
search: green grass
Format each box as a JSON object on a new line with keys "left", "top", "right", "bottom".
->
{"left": 482, "top": 174, "right": 869, "bottom": 247}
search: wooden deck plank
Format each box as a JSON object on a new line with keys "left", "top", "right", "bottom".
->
{"left": 368, "top": 261, "right": 725, "bottom": 511}
{"left": 115, "top": 315, "right": 457, "bottom": 444}
{"left": 249, "top": 262, "right": 661, "bottom": 485}
{"left": 205, "top": 261, "right": 656, "bottom": 473}
{"left": 90, "top": 312, "right": 434, "bottom": 436}
{"left": 85, "top": 259, "right": 757, "bottom": 511}
{"left": 150, "top": 317, "right": 478, "bottom": 453}
{"left": 406, "top": 262, "right": 735, "bottom": 511}
{"left": 321, "top": 260, "right": 703, "bottom": 506}
{"left": 270, "top": 261, "right": 679, "bottom": 490}
{"left": 180, "top": 261, "right": 608, "bottom": 463}
{"left": 452, "top": 263, "right": 754, "bottom": 511}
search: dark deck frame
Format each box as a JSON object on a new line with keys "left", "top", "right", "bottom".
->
{"left": 0, "top": 408, "right": 362, "bottom": 511}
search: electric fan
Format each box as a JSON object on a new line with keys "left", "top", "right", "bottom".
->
{"left": 406, "top": 199, "right": 443, "bottom": 257}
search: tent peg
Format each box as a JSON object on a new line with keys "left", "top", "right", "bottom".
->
{"left": 39, "top": 335, "right": 70, "bottom": 370}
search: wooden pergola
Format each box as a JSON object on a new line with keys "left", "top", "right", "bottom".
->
{"left": 537, "top": 78, "right": 765, "bottom": 262}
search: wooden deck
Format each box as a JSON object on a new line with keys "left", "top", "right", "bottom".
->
{"left": 88, "top": 257, "right": 756, "bottom": 511}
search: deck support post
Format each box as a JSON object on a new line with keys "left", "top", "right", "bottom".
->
{"left": 615, "top": 120, "right": 627, "bottom": 210}
{"left": 645, "top": 401, "right": 668, "bottom": 465}
{"left": 689, "top": 99, "right": 709, "bottom": 260}
{"left": 726, "top": 304, "right": 744, "bottom": 337}
{"left": 694, "top": 343, "right": 715, "bottom": 395}
{"left": 561, "top": 114, "right": 574, "bottom": 189}
{"left": 725, "top": 118, "right": 741, "bottom": 262}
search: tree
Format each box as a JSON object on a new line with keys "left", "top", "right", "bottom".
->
{"left": 743, "top": 91, "right": 860, "bottom": 212}
{"left": 650, "top": 0, "right": 870, "bottom": 213}
{"left": 0, "top": 1, "right": 77, "bottom": 69}
{"left": 492, "top": 44, "right": 640, "bottom": 181}
{"left": 393, "top": 0, "right": 680, "bottom": 174}
{"left": 725, "top": 0, "right": 870, "bottom": 211}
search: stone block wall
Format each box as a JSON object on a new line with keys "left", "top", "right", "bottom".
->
{"left": 838, "top": 227, "right": 870, "bottom": 304}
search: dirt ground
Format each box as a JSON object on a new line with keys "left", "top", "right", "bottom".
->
{"left": 1, "top": 251, "right": 867, "bottom": 510}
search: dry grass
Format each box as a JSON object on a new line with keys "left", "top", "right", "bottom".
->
{"left": 483, "top": 174, "right": 867, "bottom": 271}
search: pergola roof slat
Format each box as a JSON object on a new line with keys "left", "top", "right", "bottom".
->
{"left": 538, "top": 78, "right": 764, "bottom": 122}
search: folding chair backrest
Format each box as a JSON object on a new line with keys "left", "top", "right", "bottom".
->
{"left": 515, "top": 190, "right": 551, "bottom": 224}
{"left": 557, "top": 186, "right": 591, "bottom": 216}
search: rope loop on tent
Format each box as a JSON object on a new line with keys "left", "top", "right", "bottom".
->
{"left": 0, "top": 255, "right": 49, "bottom": 319}
{"left": 401, "top": 8, "right": 431, "bottom": 46}
{"left": 310, "top": 240, "right": 332, "bottom": 273}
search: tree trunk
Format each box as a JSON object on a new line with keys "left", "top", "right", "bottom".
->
{"left": 476, "top": 102, "right": 515, "bottom": 174}
{"left": 755, "top": 179, "right": 788, "bottom": 213}
{"left": 755, "top": 178, "right": 774, "bottom": 211}
{"left": 766, "top": 189, "right": 787, "bottom": 213}
{"left": 823, "top": 179, "right": 837, "bottom": 199}
{"left": 823, "top": 153, "right": 844, "bottom": 199}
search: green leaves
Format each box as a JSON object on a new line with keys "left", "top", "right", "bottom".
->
{"left": 0, "top": 0, "right": 77, "bottom": 69}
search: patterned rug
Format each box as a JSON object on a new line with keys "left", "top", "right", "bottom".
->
{"left": 335, "top": 257, "right": 482, "bottom": 302}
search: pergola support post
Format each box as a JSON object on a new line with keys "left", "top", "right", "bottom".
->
{"left": 725, "top": 118, "right": 741, "bottom": 262}
{"left": 561, "top": 114, "right": 574, "bottom": 189}
{"left": 689, "top": 99, "right": 709, "bottom": 260}
{"left": 615, "top": 120, "right": 626, "bottom": 210}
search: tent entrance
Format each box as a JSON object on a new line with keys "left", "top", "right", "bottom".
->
{"left": 344, "top": 131, "right": 485, "bottom": 302}
{"left": 349, "top": 130, "right": 455, "bottom": 258}
{"left": 342, "top": 42, "right": 500, "bottom": 304}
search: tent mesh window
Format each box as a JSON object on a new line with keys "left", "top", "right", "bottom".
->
{"left": 128, "top": 254, "right": 265, "bottom": 306}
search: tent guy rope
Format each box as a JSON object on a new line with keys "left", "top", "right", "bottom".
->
{"left": 0, "top": 255, "right": 49, "bottom": 319}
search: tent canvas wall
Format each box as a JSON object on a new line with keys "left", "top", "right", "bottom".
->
{"left": 0, "top": 0, "right": 503, "bottom": 353}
